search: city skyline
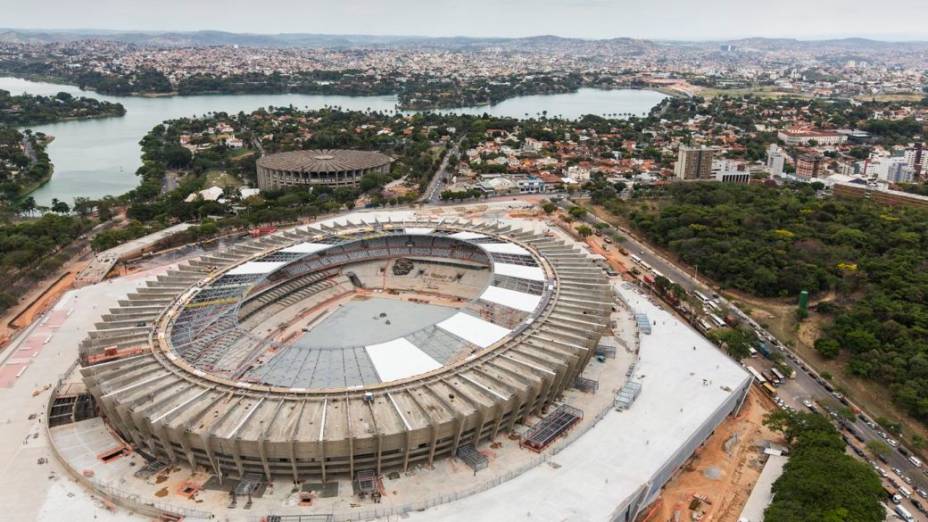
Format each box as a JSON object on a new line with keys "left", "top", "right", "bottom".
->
{"left": 1, "top": 0, "right": 927, "bottom": 41}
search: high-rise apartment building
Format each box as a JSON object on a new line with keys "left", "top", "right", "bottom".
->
{"left": 796, "top": 153, "right": 824, "bottom": 179}
{"left": 674, "top": 147, "right": 716, "bottom": 180}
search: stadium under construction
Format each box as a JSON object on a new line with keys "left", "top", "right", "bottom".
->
{"left": 13, "top": 207, "right": 752, "bottom": 521}
{"left": 78, "top": 218, "right": 612, "bottom": 482}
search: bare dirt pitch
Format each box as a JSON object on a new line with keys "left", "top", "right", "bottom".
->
{"left": 644, "top": 388, "right": 780, "bottom": 522}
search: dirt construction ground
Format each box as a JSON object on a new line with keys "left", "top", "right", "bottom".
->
{"left": 644, "top": 388, "right": 781, "bottom": 522}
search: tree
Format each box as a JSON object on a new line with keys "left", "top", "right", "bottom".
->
{"left": 912, "top": 435, "right": 926, "bottom": 450}
{"left": 568, "top": 206, "right": 587, "bottom": 219}
{"left": 72, "top": 197, "right": 94, "bottom": 217}
{"left": 541, "top": 201, "right": 557, "bottom": 214}
{"left": 575, "top": 224, "right": 593, "bottom": 238}
{"left": 866, "top": 439, "right": 891, "bottom": 459}
{"left": 50, "top": 198, "right": 70, "bottom": 214}
{"left": 763, "top": 410, "right": 884, "bottom": 522}
{"left": 17, "top": 196, "right": 35, "bottom": 216}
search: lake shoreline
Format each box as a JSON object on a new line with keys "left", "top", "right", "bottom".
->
{"left": 1, "top": 76, "right": 666, "bottom": 205}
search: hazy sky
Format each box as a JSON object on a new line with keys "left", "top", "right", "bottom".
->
{"left": 1, "top": 0, "right": 927, "bottom": 41}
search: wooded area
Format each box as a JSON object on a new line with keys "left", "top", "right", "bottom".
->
{"left": 764, "top": 410, "right": 884, "bottom": 522}
{"left": 613, "top": 183, "right": 928, "bottom": 423}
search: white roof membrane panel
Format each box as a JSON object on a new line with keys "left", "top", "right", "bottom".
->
{"left": 437, "top": 312, "right": 511, "bottom": 348}
{"left": 279, "top": 242, "right": 333, "bottom": 255}
{"left": 480, "top": 286, "right": 543, "bottom": 313}
{"left": 365, "top": 338, "right": 442, "bottom": 382}
{"left": 227, "top": 261, "right": 287, "bottom": 276}
{"left": 493, "top": 263, "right": 546, "bottom": 282}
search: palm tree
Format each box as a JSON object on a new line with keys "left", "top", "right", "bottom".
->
{"left": 18, "top": 196, "right": 36, "bottom": 217}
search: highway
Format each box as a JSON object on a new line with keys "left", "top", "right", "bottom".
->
{"left": 422, "top": 138, "right": 462, "bottom": 204}
{"left": 568, "top": 199, "right": 928, "bottom": 519}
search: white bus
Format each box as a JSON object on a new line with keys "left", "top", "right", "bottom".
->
{"left": 640, "top": 261, "right": 654, "bottom": 273}
{"left": 709, "top": 313, "right": 727, "bottom": 328}
{"left": 895, "top": 505, "right": 914, "bottom": 522}
{"left": 651, "top": 269, "right": 666, "bottom": 280}
{"left": 763, "top": 370, "right": 781, "bottom": 387}
{"left": 747, "top": 367, "right": 767, "bottom": 384}
{"left": 630, "top": 254, "right": 643, "bottom": 265}
{"left": 771, "top": 368, "right": 787, "bottom": 382}
{"left": 693, "top": 290, "right": 711, "bottom": 303}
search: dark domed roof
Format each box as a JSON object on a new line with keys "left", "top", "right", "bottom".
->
{"left": 257, "top": 149, "right": 392, "bottom": 173}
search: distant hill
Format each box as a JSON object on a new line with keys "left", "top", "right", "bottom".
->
{"left": 0, "top": 29, "right": 925, "bottom": 53}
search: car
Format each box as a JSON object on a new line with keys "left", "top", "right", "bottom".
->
{"left": 918, "top": 489, "right": 928, "bottom": 499}
{"left": 802, "top": 399, "right": 814, "bottom": 409}
{"left": 892, "top": 493, "right": 903, "bottom": 504}
{"left": 888, "top": 439, "right": 899, "bottom": 447}
{"left": 893, "top": 467, "right": 904, "bottom": 476}
{"left": 903, "top": 475, "right": 913, "bottom": 485}
{"left": 899, "top": 446, "right": 910, "bottom": 457}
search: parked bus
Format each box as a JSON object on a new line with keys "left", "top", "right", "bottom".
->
{"left": 630, "top": 254, "right": 642, "bottom": 265}
{"left": 763, "top": 370, "right": 781, "bottom": 387}
{"left": 762, "top": 383, "right": 778, "bottom": 397}
{"left": 640, "top": 261, "right": 654, "bottom": 273}
{"left": 771, "top": 368, "right": 787, "bottom": 382}
{"left": 895, "top": 505, "right": 914, "bottom": 522}
{"left": 651, "top": 269, "right": 665, "bottom": 280}
{"left": 747, "top": 367, "right": 767, "bottom": 384}
{"left": 708, "top": 313, "right": 727, "bottom": 328}
{"left": 693, "top": 290, "right": 711, "bottom": 303}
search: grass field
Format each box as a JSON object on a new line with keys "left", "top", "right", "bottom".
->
{"left": 853, "top": 93, "right": 925, "bottom": 102}
{"left": 697, "top": 86, "right": 810, "bottom": 100}
{"left": 205, "top": 170, "right": 242, "bottom": 189}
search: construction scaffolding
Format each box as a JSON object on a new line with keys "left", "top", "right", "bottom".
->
{"left": 615, "top": 381, "right": 643, "bottom": 411}
{"left": 456, "top": 444, "right": 489, "bottom": 473}
{"left": 353, "top": 469, "right": 381, "bottom": 501}
{"left": 521, "top": 404, "right": 583, "bottom": 452}
{"left": 635, "top": 313, "right": 652, "bottom": 335}
{"left": 573, "top": 376, "right": 599, "bottom": 393}
{"left": 596, "top": 337, "right": 616, "bottom": 359}
{"left": 263, "top": 515, "right": 334, "bottom": 522}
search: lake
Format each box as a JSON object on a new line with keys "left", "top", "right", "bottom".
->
{"left": 0, "top": 76, "right": 666, "bottom": 205}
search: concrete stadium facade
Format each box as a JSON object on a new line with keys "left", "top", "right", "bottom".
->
{"left": 256, "top": 149, "right": 392, "bottom": 191}
{"left": 79, "top": 219, "right": 612, "bottom": 482}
